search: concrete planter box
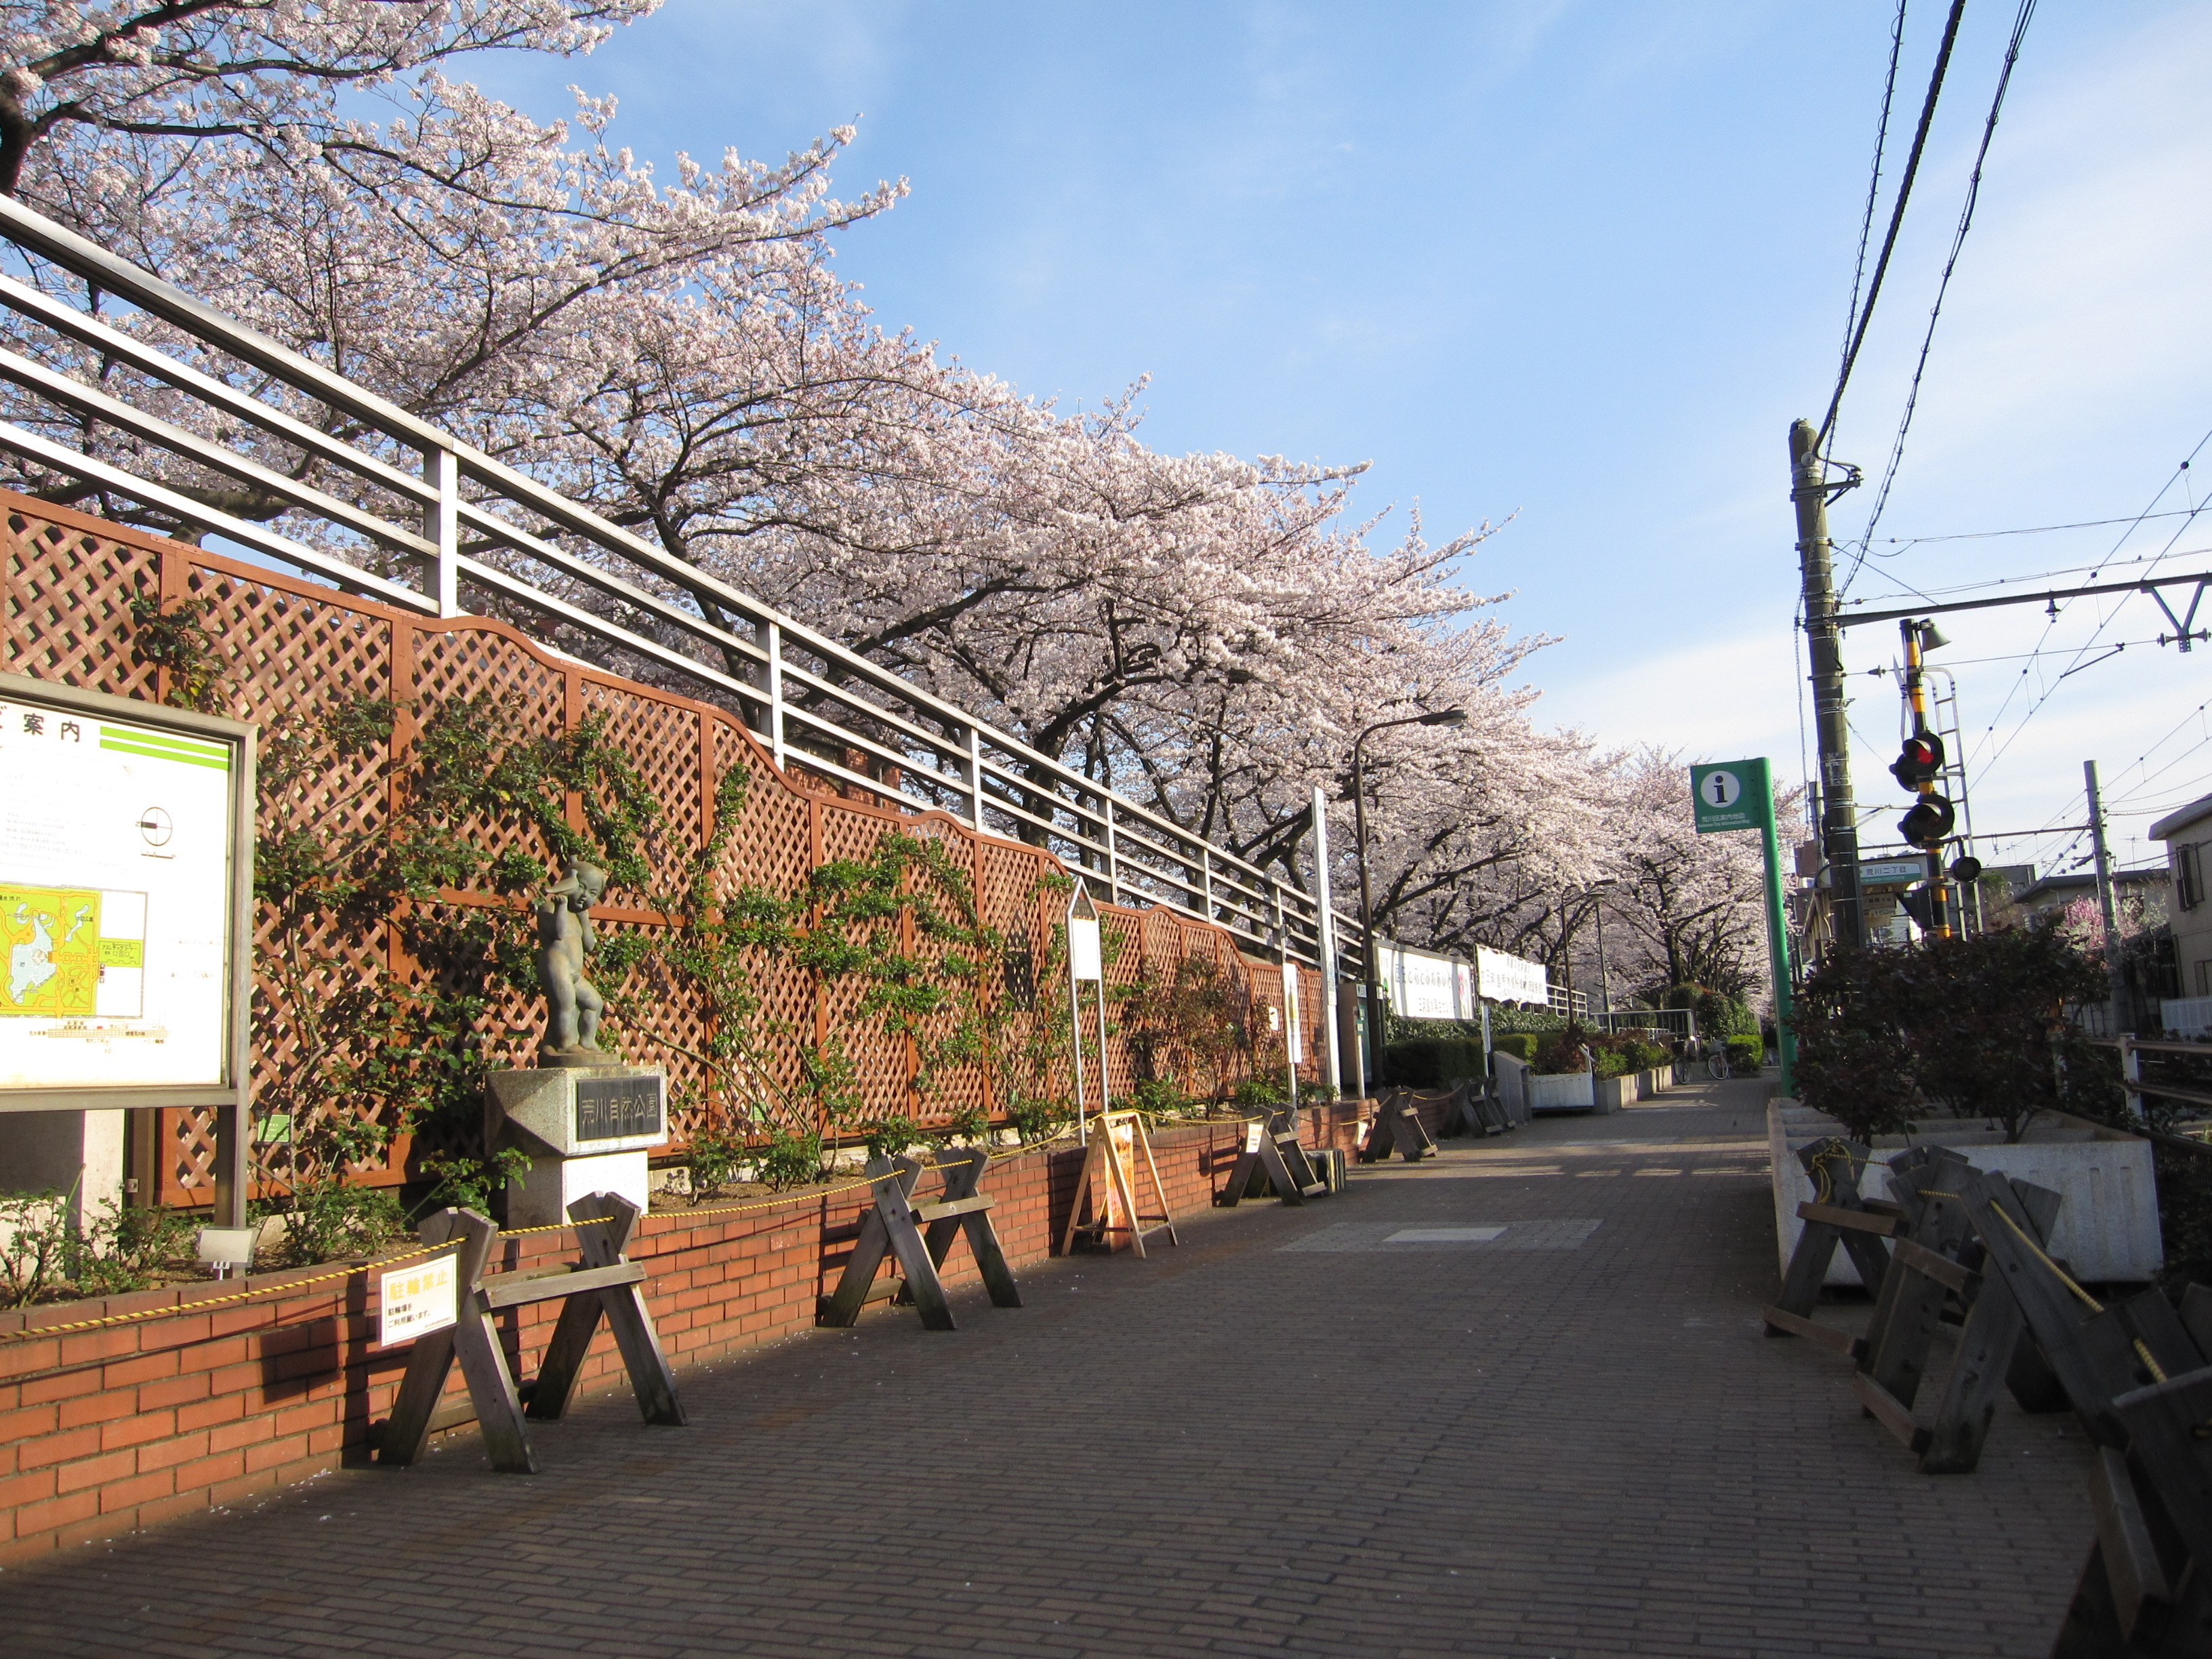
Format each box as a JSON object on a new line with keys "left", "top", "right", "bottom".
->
{"left": 1635, "top": 1067, "right": 1662, "bottom": 1100}
{"left": 1769, "top": 1101, "right": 2163, "bottom": 1286}
{"left": 1527, "top": 1070, "right": 1596, "bottom": 1112}
{"left": 1593, "top": 1074, "right": 1632, "bottom": 1113}
{"left": 1492, "top": 1053, "right": 1534, "bottom": 1124}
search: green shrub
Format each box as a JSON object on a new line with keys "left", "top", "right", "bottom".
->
{"left": 685, "top": 1125, "right": 746, "bottom": 1199}
{"left": 1724, "top": 1036, "right": 1765, "bottom": 1069}
{"left": 414, "top": 1149, "right": 531, "bottom": 1221}
{"left": 863, "top": 1115, "right": 921, "bottom": 1161}
{"left": 757, "top": 1129, "right": 824, "bottom": 1191}
{"left": 935, "top": 1104, "right": 989, "bottom": 1145}
{"left": 1007, "top": 1096, "right": 1068, "bottom": 1144}
{"left": 1127, "top": 1078, "right": 1195, "bottom": 1120}
{"left": 1591, "top": 1048, "right": 1631, "bottom": 1080}
{"left": 1663, "top": 983, "right": 1759, "bottom": 1040}
{"left": 73, "top": 1200, "right": 199, "bottom": 1296}
{"left": 1490, "top": 1033, "right": 1540, "bottom": 1065}
{"left": 1230, "top": 1076, "right": 1285, "bottom": 1109}
{"left": 1629, "top": 1040, "right": 1671, "bottom": 1072}
{"left": 275, "top": 1181, "right": 407, "bottom": 1266}
{"left": 0, "top": 1189, "right": 73, "bottom": 1307}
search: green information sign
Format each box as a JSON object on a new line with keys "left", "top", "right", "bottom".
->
{"left": 1690, "top": 761, "right": 1771, "bottom": 835}
{"left": 1684, "top": 758, "right": 1795, "bottom": 1094}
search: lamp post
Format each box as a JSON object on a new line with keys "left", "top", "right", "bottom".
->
{"left": 1556, "top": 879, "right": 1618, "bottom": 1026}
{"left": 1351, "top": 706, "right": 1467, "bottom": 1090}
{"left": 1589, "top": 880, "right": 1619, "bottom": 1025}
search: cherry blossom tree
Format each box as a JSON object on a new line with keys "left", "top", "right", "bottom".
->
{"left": 0, "top": 1, "right": 1612, "bottom": 968}
{"left": 1593, "top": 746, "right": 1807, "bottom": 1006}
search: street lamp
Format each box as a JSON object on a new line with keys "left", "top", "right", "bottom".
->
{"left": 1351, "top": 706, "right": 1467, "bottom": 1091}
{"left": 1564, "top": 879, "right": 1619, "bottom": 1027}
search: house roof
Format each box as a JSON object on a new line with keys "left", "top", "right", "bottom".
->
{"left": 2010, "top": 866, "right": 2171, "bottom": 909}
{"left": 2150, "top": 792, "right": 2212, "bottom": 842}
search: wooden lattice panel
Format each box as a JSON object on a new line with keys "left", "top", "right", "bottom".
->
{"left": 3, "top": 514, "right": 162, "bottom": 701}
{"left": 411, "top": 624, "right": 565, "bottom": 876}
{"left": 814, "top": 800, "right": 918, "bottom": 1133}
{"left": 2, "top": 491, "right": 1317, "bottom": 1200}
{"left": 579, "top": 679, "right": 705, "bottom": 903}
{"left": 897, "top": 817, "right": 985, "bottom": 1129}
{"left": 708, "top": 722, "right": 815, "bottom": 1133}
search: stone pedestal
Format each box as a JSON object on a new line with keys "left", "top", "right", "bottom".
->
{"left": 485, "top": 1066, "right": 668, "bottom": 1228}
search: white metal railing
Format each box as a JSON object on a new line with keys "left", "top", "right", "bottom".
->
{"left": 0, "top": 194, "right": 1342, "bottom": 964}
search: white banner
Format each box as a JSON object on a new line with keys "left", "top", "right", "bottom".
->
{"left": 1475, "top": 945, "right": 1549, "bottom": 1008}
{"left": 1378, "top": 941, "right": 1549, "bottom": 1017}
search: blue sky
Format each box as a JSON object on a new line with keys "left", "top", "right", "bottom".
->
{"left": 471, "top": 0, "right": 2212, "bottom": 878}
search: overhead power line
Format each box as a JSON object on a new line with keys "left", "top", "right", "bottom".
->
{"left": 1835, "top": 3, "right": 1912, "bottom": 401}
{"left": 1849, "top": 0, "right": 2041, "bottom": 576}
{"left": 1818, "top": 0, "right": 1969, "bottom": 451}
{"left": 1849, "top": 506, "right": 2207, "bottom": 552}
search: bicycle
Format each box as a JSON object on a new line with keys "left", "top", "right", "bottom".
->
{"left": 1703, "top": 1048, "right": 1732, "bottom": 1082}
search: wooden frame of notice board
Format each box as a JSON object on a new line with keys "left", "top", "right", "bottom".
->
{"left": 0, "top": 674, "right": 257, "bottom": 1225}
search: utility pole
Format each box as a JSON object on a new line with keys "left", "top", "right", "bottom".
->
{"left": 1792, "top": 419, "right": 1866, "bottom": 949}
{"left": 2085, "top": 760, "right": 2131, "bottom": 1032}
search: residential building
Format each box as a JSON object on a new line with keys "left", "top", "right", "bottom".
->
{"left": 2153, "top": 794, "right": 2212, "bottom": 996}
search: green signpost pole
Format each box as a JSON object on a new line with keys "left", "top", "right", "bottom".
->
{"left": 1687, "top": 758, "right": 1795, "bottom": 1095}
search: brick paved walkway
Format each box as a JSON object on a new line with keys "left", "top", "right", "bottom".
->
{"left": 0, "top": 1081, "right": 2093, "bottom": 1658}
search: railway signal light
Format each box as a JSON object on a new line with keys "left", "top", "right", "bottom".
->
{"left": 1890, "top": 733, "right": 1945, "bottom": 790}
{"left": 1949, "top": 855, "right": 1983, "bottom": 883}
{"left": 1898, "top": 886, "right": 1937, "bottom": 933}
{"left": 1898, "top": 795, "right": 1957, "bottom": 848}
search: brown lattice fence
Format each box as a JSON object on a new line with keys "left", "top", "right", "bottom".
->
{"left": 1, "top": 492, "right": 1328, "bottom": 1207}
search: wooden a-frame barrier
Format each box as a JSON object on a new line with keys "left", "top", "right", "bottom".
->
{"left": 377, "top": 1192, "right": 684, "bottom": 1475}
{"left": 1360, "top": 1089, "right": 1437, "bottom": 1163}
{"left": 1216, "top": 1110, "right": 1332, "bottom": 1206}
{"left": 1061, "top": 1109, "right": 1179, "bottom": 1256}
{"left": 817, "top": 1145, "right": 1022, "bottom": 1330}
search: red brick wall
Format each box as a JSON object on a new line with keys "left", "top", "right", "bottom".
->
{"left": 0, "top": 1103, "right": 1369, "bottom": 1563}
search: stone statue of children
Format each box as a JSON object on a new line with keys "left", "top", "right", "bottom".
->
{"left": 535, "top": 859, "right": 610, "bottom": 1062}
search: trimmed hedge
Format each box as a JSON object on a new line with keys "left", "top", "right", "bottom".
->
{"left": 1490, "top": 1033, "right": 1540, "bottom": 1065}
{"left": 1381, "top": 1038, "right": 1486, "bottom": 1088}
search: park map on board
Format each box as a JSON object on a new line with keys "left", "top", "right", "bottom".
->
{"left": 2, "top": 884, "right": 104, "bottom": 1016}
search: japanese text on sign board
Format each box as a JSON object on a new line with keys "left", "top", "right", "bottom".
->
{"left": 575, "top": 1074, "right": 663, "bottom": 1141}
{"left": 379, "top": 1254, "right": 457, "bottom": 1347}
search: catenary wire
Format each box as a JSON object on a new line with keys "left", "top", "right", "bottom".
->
{"left": 1818, "top": 0, "right": 1968, "bottom": 453}
{"left": 1845, "top": 0, "right": 2040, "bottom": 592}
{"left": 1835, "top": 1, "right": 1912, "bottom": 401}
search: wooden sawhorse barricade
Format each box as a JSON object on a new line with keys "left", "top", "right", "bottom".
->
{"left": 378, "top": 1192, "right": 684, "bottom": 1475}
{"left": 1061, "top": 1109, "right": 1179, "bottom": 1256}
{"left": 1765, "top": 1142, "right": 2073, "bottom": 1474}
{"left": 1967, "top": 1171, "right": 2212, "bottom": 1656}
{"left": 1762, "top": 1136, "right": 1899, "bottom": 1353}
{"left": 1216, "top": 1111, "right": 1332, "bottom": 1206}
{"left": 1360, "top": 1088, "right": 1437, "bottom": 1163}
{"left": 1449, "top": 1080, "right": 1515, "bottom": 1138}
{"left": 817, "top": 1145, "right": 1021, "bottom": 1331}
{"left": 1849, "top": 1149, "right": 2070, "bottom": 1473}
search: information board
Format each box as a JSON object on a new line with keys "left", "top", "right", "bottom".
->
{"left": 0, "top": 676, "right": 253, "bottom": 1106}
